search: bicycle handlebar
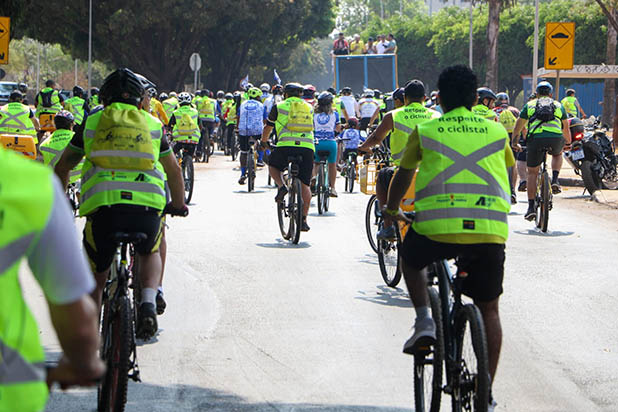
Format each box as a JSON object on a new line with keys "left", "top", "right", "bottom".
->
{"left": 163, "top": 203, "right": 189, "bottom": 217}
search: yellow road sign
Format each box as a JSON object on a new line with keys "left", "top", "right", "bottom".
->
{"left": 0, "top": 17, "right": 9, "bottom": 64}
{"left": 545, "top": 22, "right": 575, "bottom": 70}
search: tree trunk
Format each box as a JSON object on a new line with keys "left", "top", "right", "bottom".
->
{"left": 604, "top": 8, "right": 617, "bottom": 126}
{"left": 485, "top": 0, "right": 501, "bottom": 91}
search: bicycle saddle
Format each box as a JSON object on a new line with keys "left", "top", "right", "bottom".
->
{"left": 110, "top": 232, "right": 148, "bottom": 245}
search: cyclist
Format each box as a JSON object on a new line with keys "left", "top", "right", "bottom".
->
{"left": 312, "top": 91, "right": 341, "bottom": 197}
{"left": 358, "top": 89, "right": 380, "bottom": 131}
{"left": 89, "top": 87, "right": 100, "bottom": 108}
{"left": 561, "top": 88, "right": 586, "bottom": 118}
{"left": 223, "top": 92, "right": 240, "bottom": 155}
{"left": 472, "top": 87, "right": 498, "bottom": 121}
{"left": 494, "top": 92, "right": 521, "bottom": 203}
{"left": 237, "top": 87, "right": 264, "bottom": 184}
{"left": 0, "top": 147, "right": 105, "bottom": 412}
{"left": 261, "top": 82, "right": 314, "bottom": 232}
{"left": 0, "top": 90, "right": 40, "bottom": 141}
{"left": 39, "top": 110, "right": 83, "bottom": 184}
{"left": 264, "top": 84, "right": 283, "bottom": 118}
{"left": 34, "top": 79, "right": 65, "bottom": 117}
{"left": 260, "top": 83, "right": 271, "bottom": 103}
{"left": 54, "top": 68, "right": 187, "bottom": 340}
{"left": 197, "top": 89, "right": 218, "bottom": 156}
{"left": 383, "top": 65, "right": 513, "bottom": 411}
{"left": 64, "top": 86, "right": 89, "bottom": 126}
{"left": 170, "top": 92, "right": 201, "bottom": 157}
{"left": 512, "top": 81, "right": 570, "bottom": 220}
{"left": 339, "top": 86, "right": 360, "bottom": 121}
{"left": 162, "top": 92, "right": 179, "bottom": 120}
{"left": 148, "top": 87, "right": 169, "bottom": 125}
{"left": 303, "top": 84, "right": 317, "bottom": 107}
{"left": 18, "top": 82, "right": 29, "bottom": 105}
{"left": 339, "top": 117, "right": 363, "bottom": 168}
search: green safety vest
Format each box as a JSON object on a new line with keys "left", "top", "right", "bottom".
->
{"left": 0, "top": 148, "right": 51, "bottom": 412}
{"left": 274, "top": 96, "right": 315, "bottom": 151}
{"left": 224, "top": 101, "right": 238, "bottom": 125}
{"left": 471, "top": 104, "right": 497, "bottom": 121}
{"left": 171, "top": 105, "right": 200, "bottom": 143}
{"left": 80, "top": 102, "right": 166, "bottom": 216}
{"left": 0, "top": 102, "right": 37, "bottom": 137}
{"left": 89, "top": 95, "right": 100, "bottom": 108}
{"left": 526, "top": 98, "right": 564, "bottom": 136}
{"left": 65, "top": 96, "right": 86, "bottom": 125}
{"left": 162, "top": 97, "right": 179, "bottom": 119}
{"left": 198, "top": 97, "right": 216, "bottom": 121}
{"left": 561, "top": 96, "right": 578, "bottom": 117}
{"left": 35, "top": 87, "right": 62, "bottom": 115}
{"left": 413, "top": 106, "right": 511, "bottom": 241}
{"left": 39, "top": 129, "right": 83, "bottom": 184}
{"left": 390, "top": 102, "right": 439, "bottom": 166}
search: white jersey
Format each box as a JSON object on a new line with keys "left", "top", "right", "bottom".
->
{"left": 358, "top": 98, "right": 379, "bottom": 118}
{"left": 340, "top": 95, "right": 359, "bottom": 119}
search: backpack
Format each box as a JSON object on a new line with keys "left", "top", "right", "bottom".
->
{"left": 287, "top": 100, "right": 313, "bottom": 132}
{"left": 40, "top": 90, "right": 53, "bottom": 107}
{"left": 90, "top": 106, "right": 155, "bottom": 170}
{"left": 498, "top": 108, "right": 517, "bottom": 132}
{"left": 177, "top": 111, "right": 196, "bottom": 135}
{"left": 532, "top": 97, "right": 556, "bottom": 123}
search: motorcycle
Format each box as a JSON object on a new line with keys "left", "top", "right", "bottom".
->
{"left": 563, "top": 117, "right": 618, "bottom": 194}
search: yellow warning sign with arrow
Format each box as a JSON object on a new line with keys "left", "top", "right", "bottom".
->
{"left": 545, "top": 22, "right": 575, "bottom": 70}
{"left": 0, "top": 17, "right": 9, "bottom": 64}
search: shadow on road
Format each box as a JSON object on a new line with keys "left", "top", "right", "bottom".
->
{"left": 256, "top": 239, "right": 311, "bottom": 249}
{"left": 232, "top": 190, "right": 266, "bottom": 194}
{"left": 513, "top": 229, "right": 574, "bottom": 237}
{"left": 308, "top": 212, "right": 337, "bottom": 217}
{"left": 355, "top": 285, "right": 412, "bottom": 308}
{"left": 358, "top": 253, "right": 379, "bottom": 266}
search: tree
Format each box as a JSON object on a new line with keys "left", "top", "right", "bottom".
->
{"left": 485, "top": 0, "right": 501, "bottom": 90}
{"left": 603, "top": 7, "right": 617, "bottom": 125}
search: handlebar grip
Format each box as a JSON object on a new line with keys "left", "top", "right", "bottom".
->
{"left": 163, "top": 203, "right": 189, "bottom": 217}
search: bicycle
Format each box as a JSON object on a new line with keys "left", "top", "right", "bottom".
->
{"left": 364, "top": 145, "right": 392, "bottom": 253}
{"left": 231, "top": 132, "right": 239, "bottom": 161}
{"left": 176, "top": 142, "right": 195, "bottom": 204}
{"left": 315, "top": 150, "right": 331, "bottom": 215}
{"left": 338, "top": 137, "right": 358, "bottom": 193}
{"left": 277, "top": 155, "right": 303, "bottom": 244}
{"left": 67, "top": 183, "right": 80, "bottom": 217}
{"left": 245, "top": 139, "right": 258, "bottom": 193}
{"left": 534, "top": 148, "right": 552, "bottom": 232}
{"left": 414, "top": 257, "right": 490, "bottom": 412}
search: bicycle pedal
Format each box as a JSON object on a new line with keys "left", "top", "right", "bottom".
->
{"left": 129, "top": 371, "right": 141, "bottom": 383}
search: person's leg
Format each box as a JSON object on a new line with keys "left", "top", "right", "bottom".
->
{"left": 328, "top": 162, "right": 337, "bottom": 189}
{"left": 157, "top": 224, "right": 167, "bottom": 314}
{"left": 301, "top": 183, "right": 311, "bottom": 217}
{"left": 551, "top": 153, "right": 563, "bottom": 186}
{"left": 239, "top": 136, "right": 249, "bottom": 181}
{"left": 516, "top": 160, "right": 527, "bottom": 190}
{"left": 475, "top": 298, "right": 502, "bottom": 381}
{"left": 269, "top": 165, "right": 284, "bottom": 187}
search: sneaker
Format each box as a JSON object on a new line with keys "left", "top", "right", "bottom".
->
{"left": 488, "top": 396, "right": 498, "bottom": 412}
{"left": 551, "top": 182, "right": 562, "bottom": 194}
{"left": 156, "top": 290, "right": 166, "bottom": 315}
{"left": 403, "top": 317, "right": 436, "bottom": 355}
{"left": 256, "top": 161, "right": 265, "bottom": 167}
{"left": 510, "top": 193, "right": 517, "bottom": 205}
{"left": 275, "top": 185, "right": 288, "bottom": 203}
{"left": 301, "top": 219, "right": 310, "bottom": 232}
{"left": 136, "top": 303, "right": 158, "bottom": 340}
{"left": 330, "top": 188, "right": 338, "bottom": 198}
{"left": 238, "top": 175, "right": 247, "bottom": 185}
{"left": 377, "top": 225, "right": 397, "bottom": 241}
{"left": 524, "top": 208, "right": 536, "bottom": 221}
{"left": 517, "top": 180, "right": 527, "bottom": 192}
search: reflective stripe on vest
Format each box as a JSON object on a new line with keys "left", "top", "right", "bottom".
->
{"left": 80, "top": 180, "right": 166, "bottom": 204}
{"left": 0, "top": 105, "right": 36, "bottom": 135}
{"left": 39, "top": 145, "right": 63, "bottom": 166}
{"left": 275, "top": 98, "right": 314, "bottom": 150}
{"left": 0, "top": 234, "right": 35, "bottom": 275}
{"left": 66, "top": 97, "right": 85, "bottom": 124}
{"left": 527, "top": 99, "right": 563, "bottom": 135}
{"left": 82, "top": 165, "right": 165, "bottom": 183}
{"left": 0, "top": 339, "right": 46, "bottom": 384}
{"left": 415, "top": 207, "right": 508, "bottom": 225}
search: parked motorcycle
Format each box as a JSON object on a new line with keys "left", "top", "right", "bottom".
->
{"left": 563, "top": 117, "right": 618, "bottom": 194}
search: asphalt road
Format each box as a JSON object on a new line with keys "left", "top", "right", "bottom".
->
{"left": 22, "top": 152, "right": 618, "bottom": 411}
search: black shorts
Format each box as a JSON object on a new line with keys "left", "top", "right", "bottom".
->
{"left": 200, "top": 120, "right": 215, "bottom": 136}
{"left": 359, "top": 117, "right": 372, "bottom": 131}
{"left": 268, "top": 146, "right": 314, "bottom": 186}
{"left": 238, "top": 135, "right": 259, "bottom": 152}
{"left": 173, "top": 141, "right": 197, "bottom": 156}
{"left": 526, "top": 136, "right": 564, "bottom": 167}
{"left": 516, "top": 136, "right": 527, "bottom": 162}
{"left": 377, "top": 166, "right": 396, "bottom": 192}
{"left": 400, "top": 227, "right": 505, "bottom": 302}
{"left": 342, "top": 148, "right": 358, "bottom": 161}
{"left": 84, "top": 205, "right": 163, "bottom": 272}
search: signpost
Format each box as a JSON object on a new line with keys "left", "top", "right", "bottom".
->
{"left": 545, "top": 22, "right": 575, "bottom": 100}
{"left": 0, "top": 17, "right": 10, "bottom": 64}
{"left": 189, "top": 53, "right": 202, "bottom": 92}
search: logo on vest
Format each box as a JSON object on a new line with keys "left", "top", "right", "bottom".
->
{"left": 475, "top": 196, "right": 495, "bottom": 207}
{"left": 135, "top": 173, "right": 146, "bottom": 182}
{"left": 463, "top": 220, "right": 475, "bottom": 230}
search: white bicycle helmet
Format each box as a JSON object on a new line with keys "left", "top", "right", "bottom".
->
{"left": 178, "top": 92, "right": 192, "bottom": 104}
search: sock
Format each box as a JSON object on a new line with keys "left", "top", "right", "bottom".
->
{"left": 415, "top": 306, "right": 430, "bottom": 320}
{"left": 552, "top": 170, "right": 559, "bottom": 183}
{"left": 157, "top": 286, "right": 163, "bottom": 294}
{"left": 528, "top": 199, "right": 535, "bottom": 210}
{"left": 141, "top": 288, "right": 157, "bottom": 305}
{"left": 241, "top": 167, "right": 246, "bottom": 176}
{"left": 257, "top": 151, "right": 264, "bottom": 162}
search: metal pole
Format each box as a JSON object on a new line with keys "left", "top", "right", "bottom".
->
{"left": 87, "top": 0, "right": 92, "bottom": 97}
{"left": 469, "top": 0, "right": 474, "bottom": 68}
{"left": 36, "top": 44, "right": 40, "bottom": 91}
{"left": 555, "top": 70, "right": 560, "bottom": 100}
{"left": 74, "top": 59, "right": 78, "bottom": 85}
{"left": 193, "top": 69, "right": 197, "bottom": 92}
{"left": 532, "top": 0, "right": 540, "bottom": 90}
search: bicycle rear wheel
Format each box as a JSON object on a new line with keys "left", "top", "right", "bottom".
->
{"left": 348, "top": 163, "right": 355, "bottom": 193}
{"left": 377, "top": 222, "right": 401, "bottom": 287}
{"left": 247, "top": 151, "right": 255, "bottom": 193}
{"left": 182, "top": 153, "right": 194, "bottom": 204}
{"left": 98, "top": 294, "right": 133, "bottom": 412}
{"left": 452, "top": 304, "right": 490, "bottom": 412}
{"left": 535, "top": 171, "right": 549, "bottom": 232}
{"left": 365, "top": 195, "right": 380, "bottom": 253}
{"left": 324, "top": 165, "right": 330, "bottom": 212}
{"left": 414, "top": 287, "right": 444, "bottom": 412}
{"left": 291, "top": 178, "right": 303, "bottom": 244}
{"left": 203, "top": 138, "right": 210, "bottom": 163}
{"left": 317, "top": 166, "right": 325, "bottom": 215}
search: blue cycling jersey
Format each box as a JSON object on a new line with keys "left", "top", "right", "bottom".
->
{"left": 341, "top": 128, "right": 364, "bottom": 149}
{"left": 313, "top": 111, "right": 340, "bottom": 140}
{"left": 238, "top": 99, "right": 264, "bottom": 136}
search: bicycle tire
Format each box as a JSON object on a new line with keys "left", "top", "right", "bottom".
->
{"left": 377, "top": 222, "right": 401, "bottom": 287}
{"left": 182, "top": 153, "right": 194, "bottom": 204}
{"left": 98, "top": 294, "right": 133, "bottom": 412}
{"left": 537, "top": 171, "right": 550, "bottom": 232}
{"left": 277, "top": 189, "right": 292, "bottom": 240}
{"left": 414, "top": 287, "right": 444, "bottom": 412}
{"left": 365, "top": 195, "right": 380, "bottom": 253}
{"left": 291, "top": 178, "right": 303, "bottom": 244}
{"left": 247, "top": 151, "right": 255, "bottom": 193}
{"left": 317, "top": 166, "right": 324, "bottom": 215}
{"left": 203, "top": 138, "right": 210, "bottom": 163}
{"left": 348, "top": 164, "right": 355, "bottom": 193}
{"left": 324, "top": 164, "right": 330, "bottom": 213}
{"left": 452, "top": 304, "right": 490, "bottom": 412}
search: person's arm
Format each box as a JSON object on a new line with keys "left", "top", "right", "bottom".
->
{"left": 157, "top": 102, "right": 169, "bottom": 125}
{"left": 55, "top": 126, "right": 85, "bottom": 188}
{"left": 562, "top": 118, "right": 572, "bottom": 144}
{"left": 262, "top": 106, "right": 278, "bottom": 143}
{"left": 30, "top": 110, "right": 41, "bottom": 131}
{"left": 369, "top": 104, "right": 380, "bottom": 124}
{"left": 576, "top": 99, "right": 586, "bottom": 118}
{"left": 384, "top": 128, "right": 421, "bottom": 221}
{"left": 358, "top": 112, "right": 393, "bottom": 151}
{"left": 511, "top": 118, "right": 527, "bottom": 149}
{"left": 159, "top": 144, "right": 186, "bottom": 209}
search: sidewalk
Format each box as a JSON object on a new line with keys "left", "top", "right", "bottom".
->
{"left": 558, "top": 159, "right": 618, "bottom": 204}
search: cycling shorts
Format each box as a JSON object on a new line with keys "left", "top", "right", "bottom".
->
{"left": 359, "top": 117, "right": 373, "bottom": 131}
{"left": 238, "top": 135, "right": 259, "bottom": 152}
{"left": 173, "top": 141, "right": 197, "bottom": 157}
{"left": 342, "top": 148, "right": 358, "bottom": 162}
{"left": 200, "top": 120, "right": 215, "bottom": 135}
{"left": 377, "top": 166, "right": 396, "bottom": 192}
{"left": 400, "top": 227, "right": 505, "bottom": 302}
{"left": 314, "top": 139, "right": 338, "bottom": 163}
{"left": 526, "top": 136, "right": 564, "bottom": 167}
{"left": 83, "top": 205, "right": 163, "bottom": 273}
{"left": 268, "top": 146, "right": 314, "bottom": 186}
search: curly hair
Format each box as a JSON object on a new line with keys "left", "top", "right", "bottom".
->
{"left": 437, "top": 65, "right": 477, "bottom": 112}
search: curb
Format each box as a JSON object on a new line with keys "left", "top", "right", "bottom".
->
{"left": 558, "top": 177, "right": 584, "bottom": 188}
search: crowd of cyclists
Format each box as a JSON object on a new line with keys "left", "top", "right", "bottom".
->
{"left": 1, "top": 61, "right": 578, "bottom": 412}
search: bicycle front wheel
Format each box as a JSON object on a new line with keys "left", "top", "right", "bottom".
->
{"left": 291, "top": 178, "right": 303, "bottom": 244}
{"left": 182, "top": 153, "right": 194, "bottom": 204}
{"left": 365, "top": 194, "right": 380, "bottom": 253}
{"left": 377, "top": 223, "right": 401, "bottom": 287}
{"left": 452, "top": 304, "right": 490, "bottom": 412}
{"left": 414, "top": 287, "right": 444, "bottom": 412}
{"left": 348, "top": 163, "right": 355, "bottom": 193}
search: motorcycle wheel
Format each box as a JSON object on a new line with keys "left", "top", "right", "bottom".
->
{"left": 581, "top": 160, "right": 602, "bottom": 194}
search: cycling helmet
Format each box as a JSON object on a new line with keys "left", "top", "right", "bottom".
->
{"left": 202, "top": 89, "right": 211, "bottom": 97}
{"left": 272, "top": 84, "right": 283, "bottom": 95}
{"left": 9, "top": 90, "right": 23, "bottom": 101}
{"left": 303, "top": 84, "right": 316, "bottom": 99}
{"left": 233, "top": 91, "right": 242, "bottom": 98}
{"left": 327, "top": 87, "right": 336, "bottom": 95}
{"left": 216, "top": 90, "right": 225, "bottom": 98}
{"left": 246, "top": 83, "right": 254, "bottom": 91}
{"left": 178, "top": 92, "right": 192, "bottom": 104}
{"left": 568, "top": 117, "right": 584, "bottom": 136}
{"left": 135, "top": 73, "right": 156, "bottom": 91}
{"left": 159, "top": 92, "right": 168, "bottom": 101}
{"left": 225, "top": 92, "right": 233, "bottom": 99}
{"left": 364, "top": 90, "right": 374, "bottom": 98}
{"left": 54, "top": 110, "right": 75, "bottom": 122}
{"left": 195, "top": 90, "right": 202, "bottom": 97}
{"left": 528, "top": 92, "right": 537, "bottom": 101}
{"left": 495, "top": 92, "right": 509, "bottom": 105}
{"left": 373, "top": 89, "right": 381, "bottom": 98}
{"left": 317, "top": 91, "right": 333, "bottom": 105}
{"left": 536, "top": 81, "right": 553, "bottom": 95}
{"left": 477, "top": 87, "right": 497, "bottom": 102}
{"left": 72, "top": 85, "right": 84, "bottom": 97}
{"left": 148, "top": 87, "right": 157, "bottom": 98}
{"left": 18, "top": 82, "right": 28, "bottom": 93}
{"left": 566, "top": 88, "right": 576, "bottom": 96}
{"left": 260, "top": 83, "right": 270, "bottom": 92}
{"left": 247, "top": 87, "right": 263, "bottom": 99}
{"left": 284, "top": 82, "right": 304, "bottom": 96}
{"left": 90, "top": 87, "right": 99, "bottom": 95}
{"left": 169, "top": 91, "right": 177, "bottom": 97}
{"left": 341, "top": 86, "right": 352, "bottom": 94}
{"left": 392, "top": 87, "right": 405, "bottom": 102}
{"left": 347, "top": 117, "right": 359, "bottom": 127}
{"left": 99, "top": 68, "right": 145, "bottom": 106}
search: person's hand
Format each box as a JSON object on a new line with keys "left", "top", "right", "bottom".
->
{"left": 581, "top": 114, "right": 587, "bottom": 119}
{"left": 381, "top": 206, "right": 412, "bottom": 226}
{"left": 47, "top": 355, "right": 105, "bottom": 390}
{"left": 564, "top": 141, "right": 572, "bottom": 151}
{"left": 511, "top": 143, "right": 522, "bottom": 153}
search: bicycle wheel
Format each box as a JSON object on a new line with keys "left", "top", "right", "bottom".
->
{"left": 348, "top": 163, "right": 355, "bottom": 193}
{"left": 365, "top": 195, "right": 380, "bottom": 253}
{"left": 414, "top": 287, "right": 444, "bottom": 412}
{"left": 98, "top": 294, "right": 133, "bottom": 412}
{"left": 291, "top": 178, "right": 303, "bottom": 244}
{"left": 247, "top": 151, "right": 255, "bottom": 193}
{"left": 535, "top": 171, "right": 549, "bottom": 232}
{"left": 452, "top": 304, "right": 490, "bottom": 412}
{"left": 324, "top": 165, "right": 330, "bottom": 212}
{"left": 277, "top": 186, "right": 292, "bottom": 240}
{"left": 377, "top": 222, "right": 401, "bottom": 287}
{"left": 317, "top": 166, "right": 325, "bottom": 215}
{"left": 182, "top": 153, "right": 194, "bottom": 204}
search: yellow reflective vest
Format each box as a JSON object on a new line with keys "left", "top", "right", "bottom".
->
{"left": 390, "top": 102, "right": 439, "bottom": 166}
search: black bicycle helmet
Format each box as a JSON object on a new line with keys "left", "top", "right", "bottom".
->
{"left": 327, "top": 87, "right": 336, "bottom": 95}
{"left": 90, "top": 87, "right": 99, "bottom": 96}
{"left": 317, "top": 91, "right": 333, "bottom": 105}
{"left": 272, "top": 84, "right": 283, "bottom": 95}
{"left": 495, "top": 92, "right": 509, "bottom": 105}
{"left": 477, "top": 87, "right": 497, "bottom": 102}
{"left": 392, "top": 87, "right": 405, "bottom": 102}
{"left": 159, "top": 92, "right": 168, "bottom": 101}
{"left": 202, "top": 89, "right": 211, "bottom": 97}
{"left": 373, "top": 89, "right": 381, "bottom": 98}
{"left": 284, "top": 82, "right": 304, "bottom": 96}
{"left": 72, "top": 86, "right": 84, "bottom": 98}
{"left": 99, "top": 68, "right": 145, "bottom": 106}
